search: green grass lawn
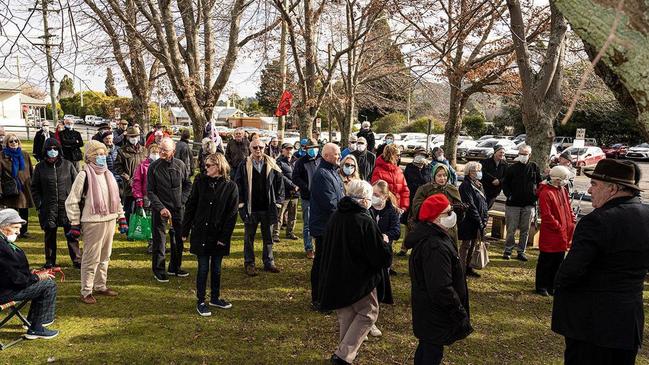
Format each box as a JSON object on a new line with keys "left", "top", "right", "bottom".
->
{"left": 2, "top": 140, "right": 649, "bottom": 364}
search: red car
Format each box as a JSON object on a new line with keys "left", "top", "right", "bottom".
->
{"left": 601, "top": 143, "right": 628, "bottom": 159}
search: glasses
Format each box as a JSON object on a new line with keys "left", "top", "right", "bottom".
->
{"left": 251, "top": 146, "right": 263, "bottom": 150}
{"left": 349, "top": 142, "right": 357, "bottom": 144}
{"left": 205, "top": 163, "right": 216, "bottom": 168}
{"left": 8, "top": 140, "right": 19, "bottom": 144}
{"left": 343, "top": 163, "right": 356, "bottom": 168}
{"left": 46, "top": 147, "right": 58, "bottom": 151}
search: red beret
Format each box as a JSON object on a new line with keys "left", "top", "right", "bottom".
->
{"left": 418, "top": 194, "right": 450, "bottom": 222}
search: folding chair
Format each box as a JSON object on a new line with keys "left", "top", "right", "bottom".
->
{"left": 0, "top": 300, "right": 30, "bottom": 350}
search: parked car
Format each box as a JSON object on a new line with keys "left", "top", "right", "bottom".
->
{"left": 507, "top": 142, "right": 558, "bottom": 163}
{"left": 553, "top": 146, "right": 606, "bottom": 167}
{"left": 456, "top": 139, "right": 479, "bottom": 160}
{"left": 553, "top": 136, "right": 574, "bottom": 152}
{"left": 625, "top": 143, "right": 649, "bottom": 160}
{"left": 466, "top": 139, "right": 517, "bottom": 161}
{"left": 63, "top": 114, "right": 77, "bottom": 120}
{"left": 512, "top": 134, "right": 526, "bottom": 144}
{"left": 601, "top": 143, "right": 628, "bottom": 159}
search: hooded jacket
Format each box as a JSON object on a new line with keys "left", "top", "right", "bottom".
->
{"left": 31, "top": 138, "right": 78, "bottom": 229}
{"left": 235, "top": 155, "right": 284, "bottom": 224}
{"left": 537, "top": 182, "right": 575, "bottom": 252}
{"left": 318, "top": 196, "right": 392, "bottom": 310}
{"left": 182, "top": 174, "right": 239, "bottom": 257}
{"left": 371, "top": 156, "right": 410, "bottom": 210}
{"left": 406, "top": 221, "right": 473, "bottom": 345}
{"left": 175, "top": 139, "right": 195, "bottom": 177}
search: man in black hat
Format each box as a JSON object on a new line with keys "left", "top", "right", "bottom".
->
{"left": 480, "top": 145, "right": 508, "bottom": 209}
{"left": 92, "top": 122, "right": 112, "bottom": 141}
{"left": 552, "top": 159, "right": 649, "bottom": 365}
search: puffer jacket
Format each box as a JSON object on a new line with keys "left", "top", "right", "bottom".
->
{"left": 370, "top": 156, "right": 410, "bottom": 210}
{"left": 115, "top": 142, "right": 147, "bottom": 197}
{"left": 31, "top": 138, "right": 78, "bottom": 229}
{"left": 132, "top": 158, "right": 152, "bottom": 201}
{"left": 537, "top": 182, "right": 575, "bottom": 252}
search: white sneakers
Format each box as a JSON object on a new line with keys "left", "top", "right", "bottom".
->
{"left": 369, "top": 324, "right": 382, "bottom": 337}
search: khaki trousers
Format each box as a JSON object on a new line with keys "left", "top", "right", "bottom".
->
{"left": 335, "top": 289, "right": 379, "bottom": 363}
{"left": 80, "top": 219, "right": 116, "bottom": 297}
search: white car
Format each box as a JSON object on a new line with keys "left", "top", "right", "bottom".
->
{"left": 466, "top": 139, "right": 517, "bottom": 161}
{"left": 624, "top": 143, "right": 649, "bottom": 160}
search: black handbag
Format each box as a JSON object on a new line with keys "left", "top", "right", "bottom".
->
{"left": 1, "top": 169, "right": 19, "bottom": 197}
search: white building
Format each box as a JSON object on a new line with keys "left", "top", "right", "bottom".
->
{"left": 169, "top": 103, "right": 248, "bottom": 127}
{"left": 0, "top": 80, "right": 48, "bottom": 128}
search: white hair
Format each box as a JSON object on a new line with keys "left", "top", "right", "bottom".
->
{"left": 519, "top": 144, "right": 532, "bottom": 154}
{"left": 550, "top": 165, "right": 571, "bottom": 180}
{"left": 160, "top": 137, "right": 175, "bottom": 149}
{"left": 346, "top": 179, "right": 373, "bottom": 201}
{"left": 361, "top": 121, "right": 370, "bottom": 128}
{"left": 464, "top": 161, "right": 482, "bottom": 175}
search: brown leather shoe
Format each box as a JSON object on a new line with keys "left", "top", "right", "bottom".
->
{"left": 80, "top": 294, "right": 97, "bottom": 304}
{"left": 306, "top": 250, "right": 315, "bottom": 260}
{"left": 245, "top": 264, "right": 258, "bottom": 277}
{"left": 264, "top": 265, "right": 280, "bottom": 273}
{"left": 95, "top": 288, "right": 118, "bottom": 296}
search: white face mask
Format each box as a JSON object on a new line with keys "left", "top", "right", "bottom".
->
{"left": 129, "top": 137, "right": 140, "bottom": 145}
{"left": 349, "top": 143, "right": 357, "bottom": 152}
{"left": 42, "top": 126, "right": 50, "bottom": 133}
{"left": 6, "top": 233, "right": 17, "bottom": 242}
{"left": 371, "top": 196, "right": 385, "bottom": 209}
{"left": 514, "top": 155, "right": 529, "bottom": 164}
{"left": 357, "top": 144, "right": 367, "bottom": 152}
{"left": 413, "top": 155, "right": 426, "bottom": 164}
{"left": 436, "top": 155, "right": 444, "bottom": 162}
{"left": 439, "top": 211, "right": 457, "bottom": 229}
{"left": 150, "top": 153, "right": 160, "bottom": 161}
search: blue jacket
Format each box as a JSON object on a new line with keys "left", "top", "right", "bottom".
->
{"left": 370, "top": 199, "right": 401, "bottom": 244}
{"left": 309, "top": 159, "right": 344, "bottom": 237}
{"left": 430, "top": 159, "right": 457, "bottom": 185}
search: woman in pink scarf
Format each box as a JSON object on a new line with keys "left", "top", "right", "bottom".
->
{"left": 65, "top": 140, "right": 128, "bottom": 304}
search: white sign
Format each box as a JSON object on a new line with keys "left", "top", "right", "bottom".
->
{"left": 114, "top": 107, "right": 121, "bottom": 120}
{"left": 575, "top": 128, "right": 586, "bottom": 140}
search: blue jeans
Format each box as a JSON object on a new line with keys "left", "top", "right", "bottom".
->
{"left": 301, "top": 199, "right": 313, "bottom": 252}
{"left": 196, "top": 255, "right": 223, "bottom": 303}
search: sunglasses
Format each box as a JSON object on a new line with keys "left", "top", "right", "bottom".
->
{"left": 357, "top": 142, "right": 365, "bottom": 145}
{"left": 251, "top": 146, "right": 263, "bottom": 150}
{"left": 205, "top": 163, "right": 216, "bottom": 168}
{"left": 46, "top": 147, "right": 59, "bottom": 151}
{"left": 343, "top": 163, "right": 356, "bottom": 168}
{"left": 8, "top": 139, "right": 19, "bottom": 144}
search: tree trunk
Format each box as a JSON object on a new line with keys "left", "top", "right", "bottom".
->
{"left": 443, "top": 72, "right": 465, "bottom": 167}
{"left": 131, "top": 94, "right": 150, "bottom": 130}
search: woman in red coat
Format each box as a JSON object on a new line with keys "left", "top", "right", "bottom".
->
{"left": 535, "top": 165, "right": 575, "bottom": 297}
{"left": 371, "top": 144, "right": 410, "bottom": 211}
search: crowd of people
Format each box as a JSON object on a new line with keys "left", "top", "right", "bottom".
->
{"left": 0, "top": 119, "right": 648, "bottom": 365}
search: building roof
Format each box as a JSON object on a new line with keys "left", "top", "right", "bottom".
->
{"left": 19, "top": 93, "right": 48, "bottom": 105}
{"left": 170, "top": 107, "right": 190, "bottom": 119}
{"left": 0, "top": 79, "right": 22, "bottom": 92}
{"left": 259, "top": 117, "right": 278, "bottom": 125}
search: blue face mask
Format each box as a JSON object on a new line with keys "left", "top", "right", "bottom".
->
{"left": 46, "top": 149, "right": 59, "bottom": 158}
{"left": 342, "top": 165, "right": 355, "bottom": 176}
{"left": 476, "top": 171, "right": 483, "bottom": 180}
{"left": 307, "top": 148, "right": 318, "bottom": 158}
{"left": 64, "top": 124, "right": 72, "bottom": 130}
{"left": 95, "top": 155, "right": 107, "bottom": 167}
{"left": 385, "top": 138, "right": 394, "bottom": 145}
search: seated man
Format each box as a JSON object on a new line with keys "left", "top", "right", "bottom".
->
{"left": 0, "top": 209, "right": 59, "bottom": 339}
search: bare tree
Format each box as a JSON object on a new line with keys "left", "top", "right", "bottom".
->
{"left": 396, "top": 0, "right": 547, "bottom": 165}
{"left": 507, "top": 0, "right": 567, "bottom": 169}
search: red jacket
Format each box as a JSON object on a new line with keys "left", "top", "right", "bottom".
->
{"left": 537, "top": 182, "right": 575, "bottom": 252}
{"left": 370, "top": 156, "right": 410, "bottom": 210}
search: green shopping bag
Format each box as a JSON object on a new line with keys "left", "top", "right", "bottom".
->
{"left": 127, "top": 209, "right": 152, "bottom": 241}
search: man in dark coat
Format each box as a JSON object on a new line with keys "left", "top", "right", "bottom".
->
{"left": 91, "top": 122, "right": 112, "bottom": 142}
{"left": 502, "top": 144, "right": 542, "bottom": 261}
{"left": 318, "top": 180, "right": 391, "bottom": 365}
{"left": 404, "top": 193, "right": 473, "bottom": 365}
{"left": 309, "top": 143, "right": 344, "bottom": 310}
{"left": 552, "top": 159, "right": 649, "bottom": 365}
{"left": 225, "top": 127, "right": 249, "bottom": 179}
{"left": 350, "top": 137, "right": 376, "bottom": 181}
{"left": 115, "top": 126, "right": 147, "bottom": 221}
{"left": 402, "top": 147, "right": 433, "bottom": 227}
{"left": 175, "top": 129, "right": 195, "bottom": 177}
{"left": 480, "top": 145, "right": 508, "bottom": 209}
{"left": 59, "top": 118, "right": 84, "bottom": 170}
{"left": 356, "top": 121, "right": 376, "bottom": 152}
{"left": 31, "top": 138, "right": 81, "bottom": 268}
{"left": 147, "top": 138, "right": 193, "bottom": 283}
{"left": 32, "top": 121, "right": 52, "bottom": 162}
{"left": 235, "top": 138, "right": 284, "bottom": 276}
{"left": 113, "top": 119, "right": 129, "bottom": 147}
{"left": 273, "top": 143, "right": 299, "bottom": 241}
{"left": 291, "top": 138, "right": 321, "bottom": 258}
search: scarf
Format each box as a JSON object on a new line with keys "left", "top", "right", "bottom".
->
{"left": 84, "top": 162, "right": 121, "bottom": 215}
{"left": 469, "top": 176, "right": 486, "bottom": 199}
{"left": 3, "top": 147, "right": 25, "bottom": 192}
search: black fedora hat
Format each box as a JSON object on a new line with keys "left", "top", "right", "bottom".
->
{"left": 584, "top": 159, "right": 641, "bottom": 191}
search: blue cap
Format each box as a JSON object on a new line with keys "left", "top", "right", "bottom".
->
{"left": 300, "top": 138, "right": 308, "bottom": 146}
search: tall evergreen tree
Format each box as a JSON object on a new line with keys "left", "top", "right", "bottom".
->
{"left": 256, "top": 60, "right": 297, "bottom": 116}
{"left": 57, "top": 74, "right": 75, "bottom": 100}
{"left": 105, "top": 68, "right": 118, "bottom": 97}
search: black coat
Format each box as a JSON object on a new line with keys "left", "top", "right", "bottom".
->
{"left": 403, "top": 162, "right": 433, "bottom": 223}
{"left": 479, "top": 157, "right": 507, "bottom": 200}
{"left": 59, "top": 128, "right": 84, "bottom": 162}
{"left": 350, "top": 150, "right": 376, "bottom": 181}
{"left": 356, "top": 128, "right": 376, "bottom": 152}
{"left": 457, "top": 178, "right": 489, "bottom": 241}
{"left": 31, "top": 138, "right": 78, "bottom": 229}
{"left": 406, "top": 221, "right": 473, "bottom": 345}
{"left": 292, "top": 154, "right": 321, "bottom": 200}
{"left": 235, "top": 157, "right": 284, "bottom": 224}
{"left": 175, "top": 139, "right": 195, "bottom": 176}
{"left": 33, "top": 130, "right": 53, "bottom": 161}
{"left": 277, "top": 155, "right": 299, "bottom": 199}
{"left": 502, "top": 161, "right": 542, "bottom": 207}
{"left": 0, "top": 235, "right": 39, "bottom": 304}
{"left": 182, "top": 174, "right": 239, "bottom": 257}
{"left": 369, "top": 200, "right": 400, "bottom": 305}
{"left": 318, "top": 197, "right": 392, "bottom": 311}
{"left": 147, "top": 158, "right": 193, "bottom": 213}
{"left": 552, "top": 196, "right": 649, "bottom": 350}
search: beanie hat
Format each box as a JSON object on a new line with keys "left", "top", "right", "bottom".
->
{"left": 494, "top": 144, "right": 506, "bottom": 153}
{"left": 559, "top": 150, "right": 571, "bottom": 161}
{"left": 101, "top": 130, "right": 113, "bottom": 141}
{"left": 418, "top": 194, "right": 451, "bottom": 222}
{"left": 85, "top": 140, "right": 107, "bottom": 160}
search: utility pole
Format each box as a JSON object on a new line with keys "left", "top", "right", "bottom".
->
{"left": 40, "top": 0, "right": 58, "bottom": 125}
{"left": 327, "top": 43, "right": 333, "bottom": 141}
{"left": 79, "top": 77, "right": 84, "bottom": 107}
{"left": 406, "top": 55, "right": 412, "bottom": 124}
{"left": 278, "top": 0, "right": 288, "bottom": 140}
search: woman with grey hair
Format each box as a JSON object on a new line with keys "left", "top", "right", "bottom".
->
{"left": 317, "top": 179, "right": 392, "bottom": 364}
{"left": 457, "top": 161, "right": 489, "bottom": 277}
{"left": 0, "top": 208, "right": 60, "bottom": 339}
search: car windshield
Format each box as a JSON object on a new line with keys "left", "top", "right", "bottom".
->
{"left": 567, "top": 148, "right": 588, "bottom": 156}
{"left": 477, "top": 140, "right": 497, "bottom": 148}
